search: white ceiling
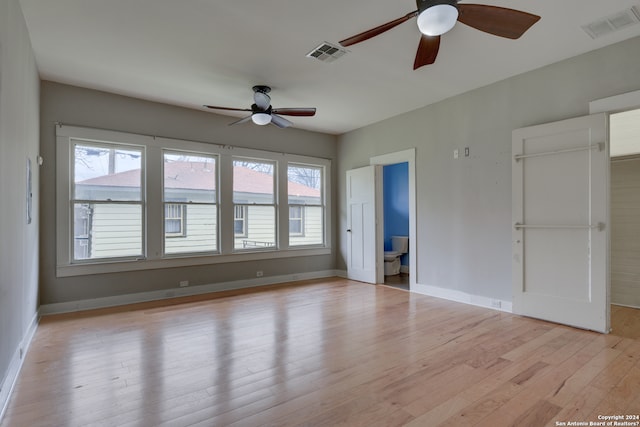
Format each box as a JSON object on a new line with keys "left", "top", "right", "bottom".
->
{"left": 19, "top": 0, "right": 640, "bottom": 135}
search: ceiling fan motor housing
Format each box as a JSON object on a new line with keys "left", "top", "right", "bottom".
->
{"left": 416, "top": 0, "right": 458, "bottom": 14}
{"left": 250, "top": 103, "right": 272, "bottom": 114}
{"left": 252, "top": 85, "right": 271, "bottom": 94}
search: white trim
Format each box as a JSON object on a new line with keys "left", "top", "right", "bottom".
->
{"left": 612, "top": 302, "right": 640, "bottom": 310}
{"left": 333, "top": 270, "right": 512, "bottom": 313}
{"left": 412, "top": 283, "right": 513, "bottom": 313}
{"left": 370, "top": 148, "right": 417, "bottom": 289}
{"left": 590, "top": 89, "right": 640, "bottom": 114}
{"left": 56, "top": 247, "right": 331, "bottom": 277}
{"left": 0, "top": 313, "right": 38, "bottom": 424}
{"left": 40, "top": 270, "right": 340, "bottom": 315}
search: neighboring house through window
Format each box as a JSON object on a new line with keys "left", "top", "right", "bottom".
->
{"left": 289, "top": 205, "right": 304, "bottom": 236}
{"left": 234, "top": 205, "right": 247, "bottom": 237}
{"left": 55, "top": 125, "right": 331, "bottom": 277}
{"left": 164, "top": 203, "right": 186, "bottom": 237}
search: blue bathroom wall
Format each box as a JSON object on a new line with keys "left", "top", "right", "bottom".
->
{"left": 383, "top": 162, "right": 409, "bottom": 265}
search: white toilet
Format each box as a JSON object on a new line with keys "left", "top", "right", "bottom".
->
{"left": 384, "top": 236, "right": 409, "bottom": 276}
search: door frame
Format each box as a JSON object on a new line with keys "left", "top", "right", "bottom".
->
{"left": 370, "top": 148, "right": 417, "bottom": 288}
{"left": 591, "top": 89, "right": 640, "bottom": 330}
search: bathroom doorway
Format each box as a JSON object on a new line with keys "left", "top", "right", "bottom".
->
{"left": 382, "top": 162, "right": 409, "bottom": 290}
{"left": 370, "top": 149, "right": 417, "bottom": 290}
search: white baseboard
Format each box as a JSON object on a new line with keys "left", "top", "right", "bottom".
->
{"left": 612, "top": 302, "right": 640, "bottom": 310}
{"left": 0, "top": 312, "right": 38, "bottom": 423}
{"left": 412, "top": 283, "right": 513, "bottom": 313}
{"left": 39, "top": 270, "right": 341, "bottom": 315}
{"left": 335, "top": 270, "right": 512, "bottom": 313}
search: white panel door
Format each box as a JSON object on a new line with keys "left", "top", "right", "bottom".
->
{"left": 346, "top": 165, "right": 382, "bottom": 283}
{"left": 512, "top": 114, "right": 609, "bottom": 332}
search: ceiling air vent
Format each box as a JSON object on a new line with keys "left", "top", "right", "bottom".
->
{"left": 582, "top": 6, "right": 640, "bottom": 39}
{"left": 306, "top": 42, "right": 347, "bottom": 63}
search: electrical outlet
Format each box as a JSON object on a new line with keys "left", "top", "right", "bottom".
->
{"left": 465, "top": 147, "right": 470, "bottom": 157}
{"left": 179, "top": 280, "right": 189, "bottom": 287}
{"left": 256, "top": 270, "right": 264, "bottom": 277}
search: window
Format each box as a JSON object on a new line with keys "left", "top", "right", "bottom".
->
{"left": 289, "top": 206, "right": 303, "bottom": 236}
{"left": 234, "top": 205, "right": 247, "bottom": 237}
{"left": 163, "top": 152, "right": 217, "bottom": 255}
{"left": 233, "top": 159, "right": 276, "bottom": 250}
{"left": 56, "top": 125, "right": 331, "bottom": 277}
{"left": 288, "top": 163, "right": 324, "bottom": 246}
{"left": 164, "top": 204, "right": 186, "bottom": 237}
{"left": 71, "top": 141, "right": 144, "bottom": 261}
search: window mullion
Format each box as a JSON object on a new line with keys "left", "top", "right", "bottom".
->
{"left": 278, "top": 160, "right": 289, "bottom": 249}
{"left": 219, "top": 153, "right": 234, "bottom": 255}
{"left": 146, "top": 144, "right": 161, "bottom": 260}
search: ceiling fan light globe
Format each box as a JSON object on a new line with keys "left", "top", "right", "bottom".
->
{"left": 417, "top": 4, "right": 458, "bottom": 36}
{"left": 251, "top": 112, "right": 272, "bottom": 125}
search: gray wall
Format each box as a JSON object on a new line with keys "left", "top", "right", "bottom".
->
{"left": 40, "top": 82, "right": 337, "bottom": 305}
{"left": 0, "top": 0, "right": 40, "bottom": 403}
{"left": 337, "top": 36, "right": 640, "bottom": 302}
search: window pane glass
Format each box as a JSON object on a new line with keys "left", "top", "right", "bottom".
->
{"left": 234, "top": 206, "right": 275, "bottom": 250}
{"left": 165, "top": 204, "right": 217, "bottom": 254}
{"left": 289, "top": 206, "right": 323, "bottom": 246}
{"left": 288, "top": 164, "right": 322, "bottom": 205}
{"left": 233, "top": 159, "right": 274, "bottom": 204}
{"left": 164, "top": 153, "right": 216, "bottom": 203}
{"left": 234, "top": 205, "right": 247, "bottom": 237}
{"left": 73, "top": 203, "right": 142, "bottom": 260}
{"left": 74, "top": 143, "right": 142, "bottom": 201}
{"left": 165, "top": 204, "right": 185, "bottom": 236}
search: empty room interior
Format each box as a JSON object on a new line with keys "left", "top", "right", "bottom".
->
{"left": 2, "top": 0, "right": 640, "bottom": 425}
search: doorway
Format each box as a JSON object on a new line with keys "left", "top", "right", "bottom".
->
{"left": 370, "top": 149, "right": 417, "bottom": 289}
{"left": 382, "top": 162, "right": 409, "bottom": 290}
{"left": 609, "top": 107, "right": 640, "bottom": 339}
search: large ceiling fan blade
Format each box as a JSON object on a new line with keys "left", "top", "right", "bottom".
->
{"left": 271, "top": 108, "right": 316, "bottom": 117}
{"left": 270, "top": 114, "right": 293, "bottom": 128}
{"left": 414, "top": 35, "right": 440, "bottom": 70}
{"left": 204, "top": 105, "right": 252, "bottom": 113}
{"left": 457, "top": 4, "right": 541, "bottom": 39}
{"left": 228, "top": 115, "right": 253, "bottom": 126}
{"left": 340, "top": 10, "right": 418, "bottom": 47}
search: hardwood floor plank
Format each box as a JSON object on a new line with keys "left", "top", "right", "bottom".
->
{"left": 2, "top": 278, "right": 639, "bottom": 427}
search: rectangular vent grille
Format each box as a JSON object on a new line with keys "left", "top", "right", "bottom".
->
{"left": 306, "top": 42, "right": 347, "bottom": 63}
{"left": 582, "top": 6, "right": 640, "bottom": 39}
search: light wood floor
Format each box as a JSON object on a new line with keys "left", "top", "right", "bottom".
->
{"left": 2, "top": 278, "right": 640, "bottom": 427}
{"left": 611, "top": 304, "right": 640, "bottom": 340}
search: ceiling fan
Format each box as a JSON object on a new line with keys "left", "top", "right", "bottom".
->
{"left": 339, "top": 0, "right": 541, "bottom": 70}
{"left": 204, "top": 85, "right": 316, "bottom": 128}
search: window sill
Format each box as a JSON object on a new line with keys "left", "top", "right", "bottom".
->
{"left": 56, "top": 247, "right": 331, "bottom": 278}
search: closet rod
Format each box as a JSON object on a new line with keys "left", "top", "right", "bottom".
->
{"left": 514, "top": 222, "right": 605, "bottom": 231}
{"left": 514, "top": 142, "right": 604, "bottom": 162}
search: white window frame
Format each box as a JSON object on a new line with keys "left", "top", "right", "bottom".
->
{"left": 56, "top": 125, "right": 332, "bottom": 277}
{"left": 232, "top": 157, "right": 277, "bottom": 252}
{"left": 162, "top": 150, "right": 218, "bottom": 256}
{"left": 287, "top": 162, "right": 326, "bottom": 247}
